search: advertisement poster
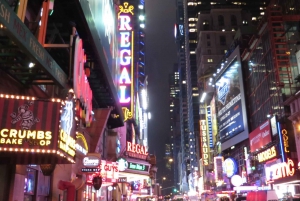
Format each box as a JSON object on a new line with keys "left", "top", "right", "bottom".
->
{"left": 249, "top": 120, "right": 272, "bottom": 152}
{"left": 216, "top": 58, "right": 245, "bottom": 142}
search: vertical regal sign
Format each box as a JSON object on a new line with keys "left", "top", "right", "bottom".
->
{"left": 118, "top": 2, "right": 134, "bottom": 121}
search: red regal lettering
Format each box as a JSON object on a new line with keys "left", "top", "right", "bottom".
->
{"left": 126, "top": 141, "right": 148, "bottom": 155}
{"left": 136, "top": 144, "right": 140, "bottom": 154}
{"left": 127, "top": 141, "right": 132, "bottom": 152}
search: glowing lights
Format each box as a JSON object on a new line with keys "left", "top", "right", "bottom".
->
{"left": 265, "top": 158, "right": 295, "bottom": 182}
{"left": 200, "top": 92, "right": 207, "bottom": 103}
{"left": 200, "top": 119, "right": 209, "bottom": 165}
{"left": 118, "top": 2, "right": 134, "bottom": 119}
{"left": 257, "top": 146, "right": 277, "bottom": 162}
{"left": 73, "top": 37, "right": 93, "bottom": 125}
{"left": 126, "top": 141, "right": 148, "bottom": 155}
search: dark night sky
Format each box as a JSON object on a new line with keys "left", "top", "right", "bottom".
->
{"left": 145, "top": 0, "right": 177, "bottom": 173}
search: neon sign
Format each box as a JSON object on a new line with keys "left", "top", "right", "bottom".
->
{"left": 200, "top": 119, "right": 209, "bottom": 165}
{"left": 73, "top": 37, "right": 93, "bottom": 126}
{"left": 0, "top": 128, "right": 52, "bottom": 146}
{"left": 118, "top": 2, "right": 134, "bottom": 121}
{"left": 128, "top": 162, "right": 149, "bottom": 172}
{"left": 282, "top": 129, "right": 290, "bottom": 153}
{"left": 265, "top": 158, "right": 295, "bottom": 182}
{"left": 59, "top": 99, "right": 76, "bottom": 157}
{"left": 257, "top": 146, "right": 277, "bottom": 163}
{"left": 126, "top": 141, "right": 148, "bottom": 159}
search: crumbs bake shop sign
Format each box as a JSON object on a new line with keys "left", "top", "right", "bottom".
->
{"left": 0, "top": 95, "right": 61, "bottom": 150}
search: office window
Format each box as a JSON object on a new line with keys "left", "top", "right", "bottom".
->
{"left": 218, "top": 15, "right": 224, "bottom": 26}
{"left": 208, "top": 49, "right": 211, "bottom": 55}
{"left": 220, "top": 36, "right": 226, "bottom": 46}
{"left": 207, "top": 59, "right": 213, "bottom": 62}
{"left": 207, "top": 41, "right": 211, "bottom": 46}
{"left": 207, "top": 34, "right": 210, "bottom": 39}
{"left": 231, "top": 15, "right": 237, "bottom": 26}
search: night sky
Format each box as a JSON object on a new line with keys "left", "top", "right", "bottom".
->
{"left": 145, "top": 0, "right": 177, "bottom": 175}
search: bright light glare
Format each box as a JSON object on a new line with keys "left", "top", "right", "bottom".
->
{"left": 200, "top": 92, "right": 207, "bottom": 103}
{"left": 141, "top": 89, "right": 148, "bottom": 109}
{"left": 140, "top": 24, "right": 145, "bottom": 28}
{"left": 29, "top": 62, "right": 35, "bottom": 68}
{"left": 148, "top": 112, "right": 151, "bottom": 120}
{"left": 138, "top": 5, "right": 144, "bottom": 9}
{"left": 139, "top": 15, "right": 145, "bottom": 21}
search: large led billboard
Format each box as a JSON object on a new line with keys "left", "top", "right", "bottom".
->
{"left": 215, "top": 47, "right": 248, "bottom": 150}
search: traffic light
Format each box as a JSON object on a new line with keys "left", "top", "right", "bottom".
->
{"left": 173, "top": 188, "right": 177, "bottom": 192}
{"left": 250, "top": 160, "right": 256, "bottom": 170}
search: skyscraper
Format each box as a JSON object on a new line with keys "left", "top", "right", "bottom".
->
{"left": 175, "top": 0, "right": 271, "bottom": 194}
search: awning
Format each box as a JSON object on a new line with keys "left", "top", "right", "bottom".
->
{"left": 0, "top": 0, "right": 67, "bottom": 87}
{"left": 87, "top": 108, "right": 112, "bottom": 152}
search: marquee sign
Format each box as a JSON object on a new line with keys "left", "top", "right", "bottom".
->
{"left": 0, "top": 95, "right": 75, "bottom": 163}
{"left": 257, "top": 146, "right": 277, "bottom": 163}
{"left": 126, "top": 141, "right": 148, "bottom": 160}
{"left": 118, "top": 2, "right": 134, "bottom": 121}
{"left": 200, "top": 119, "right": 209, "bottom": 165}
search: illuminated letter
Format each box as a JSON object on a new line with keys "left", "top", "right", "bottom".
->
{"left": 120, "top": 32, "right": 131, "bottom": 47}
{"left": 0, "top": 129, "right": 8, "bottom": 137}
{"left": 27, "top": 130, "right": 36, "bottom": 139}
{"left": 120, "top": 86, "right": 130, "bottom": 103}
{"left": 120, "top": 49, "right": 131, "bottom": 65}
{"left": 127, "top": 141, "right": 132, "bottom": 152}
{"left": 119, "top": 16, "right": 132, "bottom": 31}
{"left": 9, "top": 129, "right": 17, "bottom": 138}
{"left": 37, "top": 131, "right": 44, "bottom": 139}
{"left": 119, "top": 68, "right": 131, "bottom": 84}
{"left": 45, "top": 131, "right": 52, "bottom": 140}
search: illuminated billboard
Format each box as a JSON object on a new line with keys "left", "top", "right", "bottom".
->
{"left": 215, "top": 47, "right": 248, "bottom": 150}
{"left": 0, "top": 94, "right": 76, "bottom": 164}
{"left": 84, "top": 0, "right": 118, "bottom": 84}
{"left": 118, "top": 2, "right": 134, "bottom": 121}
{"left": 249, "top": 120, "right": 272, "bottom": 152}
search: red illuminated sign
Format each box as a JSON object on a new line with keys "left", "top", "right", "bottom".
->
{"left": 100, "top": 160, "right": 119, "bottom": 183}
{"left": 73, "top": 36, "right": 93, "bottom": 126}
{"left": 0, "top": 96, "right": 60, "bottom": 149}
{"left": 265, "top": 158, "right": 295, "bottom": 182}
{"left": 118, "top": 2, "right": 134, "bottom": 121}
{"left": 126, "top": 141, "right": 148, "bottom": 159}
{"left": 249, "top": 120, "right": 272, "bottom": 152}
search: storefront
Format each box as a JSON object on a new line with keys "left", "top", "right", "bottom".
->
{"left": 117, "top": 141, "right": 153, "bottom": 200}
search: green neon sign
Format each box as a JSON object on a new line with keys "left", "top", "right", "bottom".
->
{"left": 128, "top": 162, "right": 149, "bottom": 172}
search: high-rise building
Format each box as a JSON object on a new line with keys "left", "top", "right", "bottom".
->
{"left": 175, "top": 0, "right": 272, "bottom": 194}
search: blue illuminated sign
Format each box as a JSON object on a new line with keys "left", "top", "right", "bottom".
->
{"left": 223, "top": 158, "right": 238, "bottom": 178}
{"left": 216, "top": 59, "right": 245, "bottom": 142}
{"left": 207, "top": 106, "right": 214, "bottom": 148}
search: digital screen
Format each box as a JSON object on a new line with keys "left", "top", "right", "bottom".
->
{"left": 24, "top": 168, "right": 36, "bottom": 194}
{"left": 131, "top": 181, "right": 140, "bottom": 191}
{"left": 216, "top": 58, "right": 245, "bottom": 142}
